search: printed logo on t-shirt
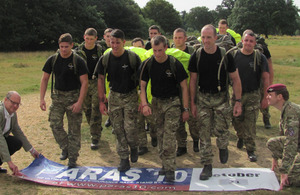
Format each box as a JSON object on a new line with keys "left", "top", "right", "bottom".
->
{"left": 92, "top": 54, "right": 98, "bottom": 60}
{"left": 165, "top": 69, "right": 173, "bottom": 77}
{"left": 249, "top": 62, "right": 254, "bottom": 68}
{"left": 68, "top": 63, "right": 74, "bottom": 71}
{"left": 122, "top": 64, "right": 129, "bottom": 69}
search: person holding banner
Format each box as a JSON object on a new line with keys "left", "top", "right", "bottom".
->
{"left": 266, "top": 84, "right": 300, "bottom": 190}
{"left": 0, "top": 91, "right": 40, "bottom": 175}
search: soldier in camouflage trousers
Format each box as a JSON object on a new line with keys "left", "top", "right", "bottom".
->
{"left": 189, "top": 25, "right": 242, "bottom": 181}
{"left": 266, "top": 84, "right": 300, "bottom": 190}
{"left": 140, "top": 35, "right": 189, "bottom": 182}
{"left": 97, "top": 29, "right": 141, "bottom": 172}
{"left": 40, "top": 33, "right": 88, "bottom": 168}
{"left": 75, "top": 28, "right": 103, "bottom": 150}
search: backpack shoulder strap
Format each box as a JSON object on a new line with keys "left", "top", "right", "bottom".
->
{"left": 195, "top": 47, "right": 203, "bottom": 73}
{"left": 217, "top": 47, "right": 229, "bottom": 91}
{"left": 127, "top": 49, "right": 137, "bottom": 70}
{"left": 168, "top": 55, "right": 177, "bottom": 79}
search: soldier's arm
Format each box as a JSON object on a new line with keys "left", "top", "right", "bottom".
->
{"left": 267, "top": 58, "right": 274, "bottom": 84}
{"left": 189, "top": 72, "right": 197, "bottom": 117}
{"left": 261, "top": 72, "right": 270, "bottom": 109}
{"left": 140, "top": 80, "right": 151, "bottom": 116}
{"left": 180, "top": 79, "right": 189, "bottom": 122}
{"left": 98, "top": 74, "right": 107, "bottom": 115}
{"left": 229, "top": 70, "right": 242, "bottom": 116}
{"left": 40, "top": 72, "right": 50, "bottom": 111}
{"left": 279, "top": 115, "right": 299, "bottom": 174}
{"left": 72, "top": 74, "right": 88, "bottom": 113}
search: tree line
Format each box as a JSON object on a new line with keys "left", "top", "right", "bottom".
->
{"left": 0, "top": 0, "right": 299, "bottom": 51}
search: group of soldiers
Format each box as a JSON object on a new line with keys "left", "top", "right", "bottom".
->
{"left": 0, "top": 19, "right": 299, "bottom": 190}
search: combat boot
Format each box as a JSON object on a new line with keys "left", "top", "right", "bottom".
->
{"left": 130, "top": 148, "right": 138, "bottom": 163}
{"left": 118, "top": 158, "right": 130, "bottom": 172}
{"left": 68, "top": 159, "right": 77, "bottom": 169}
{"left": 247, "top": 151, "right": 257, "bottom": 162}
{"left": 151, "top": 137, "right": 157, "bottom": 147}
{"left": 59, "top": 149, "right": 68, "bottom": 160}
{"left": 105, "top": 118, "right": 111, "bottom": 127}
{"left": 263, "top": 116, "right": 271, "bottom": 129}
{"left": 193, "top": 139, "right": 199, "bottom": 152}
{"left": 165, "top": 171, "right": 175, "bottom": 182}
{"left": 158, "top": 167, "right": 166, "bottom": 175}
{"left": 237, "top": 138, "right": 243, "bottom": 149}
{"left": 138, "top": 147, "right": 149, "bottom": 155}
{"left": 199, "top": 164, "right": 212, "bottom": 180}
{"left": 219, "top": 148, "right": 228, "bottom": 164}
{"left": 176, "top": 147, "right": 187, "bottom": 156}
{"left": 90, "top": 139, "right": 99, "bottom": 150}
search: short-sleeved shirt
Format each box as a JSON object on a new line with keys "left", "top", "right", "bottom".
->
{"left": 234, "top": 50, "right": 269, "bottom": 93}
{"left": 141, "top": 56, "right": 188, "bottom": 98}
{"left": 83, "top": 46, "right": 99, "bottom": 79}
{"left": 42, "top": 53, "right": 88, "bottom": 91}
{"left": 97, "top": 50, "right": 141, "bottom": 94}
{"left": 188, "top": 46, "right": 236, "bottom": 92}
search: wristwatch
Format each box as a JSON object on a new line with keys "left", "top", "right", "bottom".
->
{"left": 235, "top": 99, "right": 241, "bottom": 102}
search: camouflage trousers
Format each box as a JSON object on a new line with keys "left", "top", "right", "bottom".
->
{"left": 267, "top": 136, "right": 300, "bottom": 186}
{"left": 137, "top": 109, "right": 157, "bottom": 148}
{"left": 108, "top": 90, "right": 139, "bottom": 160}
{"left": 232, "top": 90, "right": 260, "bottom": 152}
{"left": 177, "top": 101, "right": 200, "bottom": 147}
{"left": 196, "top": 91, "right": 232, "bottom": 165}
{"left": 152, "top": 96, "right": 181, "bottom": 171}
{"left": 49, "top": 90, "right": 82, "bottom": 162}
{"left": 83, "top": 79, "right": 102, "bottom": 141}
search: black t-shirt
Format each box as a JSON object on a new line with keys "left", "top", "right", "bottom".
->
{"left": 234, "top": 50, "right": 269, "bottom": 93}
{"left": 188, "top": 47, "right": 236, "bottom": 92}
{"left": 141, "top": 56, "right": 188, "bottom": 98}
{"left": 42, "top": 53, "right": 88, "bottom": 91}
{"left": 145, "top": 40, "right": 152, "bottom": 50}
{"left": 83, "top": 46, "right": 99, "bottom": 79}
{"left": 97, "top": 50, "right": 141, "bottom": 94}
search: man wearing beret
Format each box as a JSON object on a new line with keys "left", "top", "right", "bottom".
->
{"left": 266, "top": 84, "right": 300, "bottom": 190}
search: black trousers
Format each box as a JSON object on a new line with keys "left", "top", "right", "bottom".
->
{"left": 0, "top": 135, "right": 22, "bottom": 165}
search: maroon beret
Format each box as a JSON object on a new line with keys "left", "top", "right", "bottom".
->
{"left": 267, "top": 84, "right": 287, "bottom": 92}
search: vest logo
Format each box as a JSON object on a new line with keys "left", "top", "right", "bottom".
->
{"left": 165, "top": 69, "right": 172, "bottom": 77}
{"left": 122, "top": 64, "right": 129, "bottom": 69}
{"left": 92, "top": 54, "right": 98, "bottom": 60}
{"left": 68, "top": 63, "right": 74, "bottom": 70}
{"left": 249, "top": 62, "right": 254, "bottom": 68}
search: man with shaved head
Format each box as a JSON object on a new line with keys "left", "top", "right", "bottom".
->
{"left": 0, "top": 91, "right": 40, "bottom": 175}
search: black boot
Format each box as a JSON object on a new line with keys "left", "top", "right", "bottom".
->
{"left": 151, "top": 137, "right": 157, "bottom": 147}
{"left": 247, "top": 151, "right": 257, "bottom": 162}
{"left": 200, "top": 164, "right": 212, "bottom": 180}
{"left": 59, "top": 149, "right": 68, "bottom": 160}
{"left": 165, "top": 171, "right": 175, "bottom": 182}
{"left": 130, "top": 148, "right": 138, "bottom": 163}
{"left": 263, "top": 116, "right": 271, "bottom": 129}
{"left": 68, "top": 158, "right": 77, "bottom": 169}
{"left": 118, "top": 158, "right": 130, "bottom": 172}
{"left": 176, "top": 147, "right": 187, "bottom": 156}
{"left": 237, "top": 138, "right": 243, "bottom": 149}
{"left": 159, "top": 167, "right": 166, "bottom": 175}
{"left": 105, "top": 118, "right": 111, "bottom": 127}
{"left": 193, "top": 139, "right": 199, "bottom": 152}
{"left": 219, "top": 148, "right": 228, "bottom": 164}
{"left": 138, "top": 147, "right": 149, "bottom": 155}
{"left": 90, "top": 139, "right": 99, "bottom": 150}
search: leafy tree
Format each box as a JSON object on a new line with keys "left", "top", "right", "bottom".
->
{"left": 185, "top": 7, "right": 214, "bottom": 32}
{"left": 215, "top": 0, "right": 236, "bottom": 20}
{"left": 228, "top": 0, "right": 298, "bottom": 37}
{"left": 0, "top": 0, "right": 106, "bottom": 51}
{"left": 91, "top": 0, "right": 148, "bottom": 38}
{"left": 142, "top": 0, "right": 182, "bottom": 34}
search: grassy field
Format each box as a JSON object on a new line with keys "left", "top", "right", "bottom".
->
{"left": 0, "top": 36, "right": 300, "bottom": 194}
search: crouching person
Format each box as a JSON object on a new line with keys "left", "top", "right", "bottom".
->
{"left": 266, "top": 84, "right": 300, "bottom": 190}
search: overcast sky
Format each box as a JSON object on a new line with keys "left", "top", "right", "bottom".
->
{"left": 134, "top": 0, "right": 300, "bottom": 12}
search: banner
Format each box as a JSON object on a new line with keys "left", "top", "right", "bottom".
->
{"left": 18, "top": 155, "right": 280, "bottom": 191}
